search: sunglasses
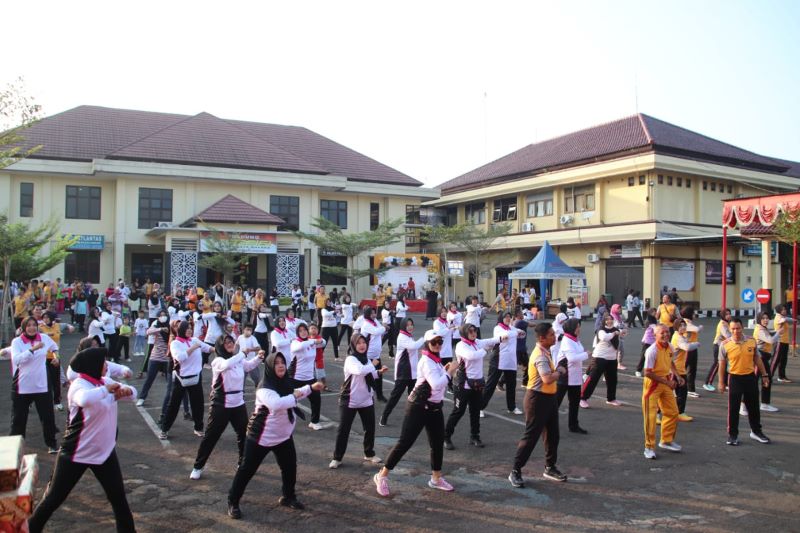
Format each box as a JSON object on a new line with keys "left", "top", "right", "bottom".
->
{"left": 429, "top": 339, "right": 444, "bottom": 346}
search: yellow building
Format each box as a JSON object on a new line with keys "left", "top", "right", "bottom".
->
{"left": 426, "top": 114, "right": 800, "bottom": 313}
{"left": 1, "top": 106, "right": 437, "bottom": 296}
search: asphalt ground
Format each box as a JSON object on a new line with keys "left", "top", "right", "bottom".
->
{"left": 2, "top": 315, "right": 799, "bottom": 532}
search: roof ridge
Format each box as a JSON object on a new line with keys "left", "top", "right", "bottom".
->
{"left": 222, "top": 120, "right": 326, "bottom": 173}
{"left": 637, "top": 113, "right": 653, "bottom": 144}
{"left": 106, "top": 112, "right": 199, "bottom": 155}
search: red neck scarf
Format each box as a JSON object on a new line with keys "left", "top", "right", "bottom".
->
{"left": 564, "top": 333, "right": 578, "bottom": 342}
{"left": 437, "top": 317, "right": 447, "bottom": 323}
{"left": 462, "top": 338, "right": 477, "bottom": 348}
{"left": 274, "top": 327, "right": 286, "bottom": 335}
{"left": 79, "top": 373, "right": 104, "bottom": 387}
{"left": 175, "top": 336, "right": 191, "bottom": 344}
{"left": 399, "top": 330, "right": 411, "bottom": 337}
{"left": 21, "top": 333, "right": 41, "bottom": 345}
{"left": 366, "top": 318, "right": 377, "bottom": 326}
{"left": 421, "top": 349, "right": 441, "bottom": 364}
{"left": 498, "top": 323, "right": 510, "bottom": 331}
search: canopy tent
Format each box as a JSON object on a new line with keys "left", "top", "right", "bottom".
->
{"left": 509, "top": 240, "right": 586, "bottom": 312}
{"left": 721, "top": 192, "right": 800, "bottom": 347}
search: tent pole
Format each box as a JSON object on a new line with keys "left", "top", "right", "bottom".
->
{"left": 793, "top": 242, "right": 797, "bottom": 350}
{"left": 722, "top": 225, "right": 728, "bottom": 310}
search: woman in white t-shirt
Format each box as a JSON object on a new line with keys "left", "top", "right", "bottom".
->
{"left": 339, "top": 294, "right": 358, "bottom": 351}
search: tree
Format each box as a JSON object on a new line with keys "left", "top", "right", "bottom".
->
{"left": 0, "top": 215, "right": 76, "bottom": 342}
{"left": 1, "top": 77, "right": 42, "bottom": 167}
{"left": 773, "top": 209, "right": 800, "bottom": 246}
{"left": 197, "top": 225, "right": 256, "bottom": 306}
{"left": 292, "top": 217, "right": 406, "bottom": 294}
{"left": 452, "top": 223, "right": 513, "bottom": 297}
{"left": 421, "top": 224, "right": 467, "bottom": 304}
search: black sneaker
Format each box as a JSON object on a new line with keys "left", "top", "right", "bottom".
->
{"left": 543, "top": 466, "right": 567, "bottom": 482}
{"left": 508, "top": 469, "right": 525, "bottom": 488}
{"left": 497, "top": 382, "right": 506, "bottom": 392}
{"left": 227, "top": 503, "right": 242, "bottom": 519}
{"left": 726, "top": 436, "right": 740, "bottom": 446}
{"left": 470, "top": 437, "right": 485, "bottom": 448}
{"left": 443, "top": 438, "right": 455, "bottom": 450}
{"left": 750, "top": 431, "right": 770, "bottom": 444}
{"left": 279, "top": 496, "right": 305, "bottom": 510}
{"left": 183, "top": 412, "right": 192, "bottom": 421}
{"left": 569, "top": 426, "right": 589, "bottom": 434}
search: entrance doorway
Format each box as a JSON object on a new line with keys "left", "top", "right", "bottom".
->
{"left": 605, "top": 259, "right": 643, "bottom": 305}
{"left": 131, "top": 253, "right": 164, "bottom": 284}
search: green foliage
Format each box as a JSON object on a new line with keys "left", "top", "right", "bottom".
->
{"left": 0, "top": 77, "right": 43, "bottom": 169}
{"left": 197, "top": 224, "right": 255, "bottom": 295}
{"left": 773, "top": 210, "right": 800, "bottom": 245}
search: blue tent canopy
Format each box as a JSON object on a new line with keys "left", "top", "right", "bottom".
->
{"left": 508, "top": 241, "right": 586, "bottom": 280}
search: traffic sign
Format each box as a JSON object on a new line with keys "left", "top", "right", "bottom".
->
{"left": 756, "top": 288, "right": 771, "bottom": 304}
{"left": 741, "top": 289, "right": 755, "bottom": 303}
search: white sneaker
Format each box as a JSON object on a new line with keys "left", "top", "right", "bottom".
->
{"left": 193, "top": 429, "right": 204, "bottom": 438}
{"left": 328, "top": 459, "right": 341, "bottom": 469}
{"left": 511, "top": 408, "right": 523, "bottom": 415}
{"left": 687, "top": 391, "right": 700, "bottom": 398}
{"left": 760, "top": 403, "right": 779, "bottom": 412}
{"left": 136, "top": 399, "right": 145, "bottom": 407}
{"left": 739, "top": 405, "right": 749, "bottom": 416}
{"left": 658, "top": 441, "right": 682, "bottom": 452}
{"left": 308, "top": 422, "right": 324, "bottom": 431}
{"left": 189, "top": 468, "right": 203, "bottom": 480}
{"left": 479, "top": 410, "right": 485, "bottom": 418}
{"left": 55, "top": 403, "right": 63, "bottom": 411}
{"left": 363, "top": 455, "right": 383, "bottom": 464}
{"left": 635, "top": 371, "right": 643, "bottom": 378}
{"left": 643, "top": 448, "right": 656, "bottom": 459}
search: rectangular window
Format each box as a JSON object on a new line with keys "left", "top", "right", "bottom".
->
{"left": 711, "top": 183, "right": 717, "bottom": 191}
{"left": 468, "top": 270, "right": 476, "bottom": 287}
{"left": 526, "top": 191, "right": 554, "bottom": 218}
{"left": 658, "top": 175, "right": 664, "bottom": 184}
{"left": 667, "top": 176, "right": 673, "bottom": 186}
{"left": 727, "top": 184, "right": 733, "bottom": 194}
{"left": 628, "top": 177, "right": 634, "bottom": 186}
{"left": 320, "top": 199, "right": 347, "bottom": 228}
{"left": 703, "top": 181, "right": 708, "bottom": 190}
{"left": 564, "top": 185, "right": 595, "bottom": 213}
{"left": 465, "top": 202, "right": 486, "bottom": 225}
{"left": 65, "top": 185, "right": 101, "bottom": 220}
{"left": 445, "top": 206, "right": 458, "bottom": 226}
{"left": 65, "top": 251, "right": 101, "bottom": 284}
{"left": 492, "top": 197, "right": 517, "bottom": 222}
{"left": 269, "top": 195, "right": 300, "bottom": 231}
{"left": 676, "top": 177, "right": 682, "bottom": 187}
{"left": 20, "top": 182, "right": 33, "bottom": 217}
{"left": 639, "top": 175, "right": 646, "bottom": 185}
{"left": 370, "top": 202, "right": 380, "bottom": 231}
{"left": 686, "top": 179, "right": 691, "bottom": 188}
{"left": 138, "top": 188, "right": 173, "bottom": 229}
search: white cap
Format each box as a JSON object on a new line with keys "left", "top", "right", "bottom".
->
{"left": 423, "top": 330, "right": 443, "bottom": 342}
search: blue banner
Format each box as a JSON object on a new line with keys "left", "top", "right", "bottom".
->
{"left": 66, "top": 234, "right": 105, "bottom": 250}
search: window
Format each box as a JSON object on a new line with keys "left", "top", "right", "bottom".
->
{"left": 138, "top": 188, "right": 173, "bottom": 229}
{"left": 465, "top": 202, "right": 486, "bottom": 225}
{"left": 405, "top": 205, "right": 420, "bottom": 225}
{"left": 526, "top": 192, "right": 554, "bottom": 218}
{"left": 667, "top": 176, "right": 673, "bottom": 186}
{"left": 20, "top": 182, "right": 33, "bottom": 217}
{"left": 564, "top": 185, "right": 595, "bottom": 213}
{"left": 65, "top": 251, "right": 101, "bottom": 284}
{"left": 676, "top": 177, "right": 682, "bottom": 187}
{"left": 639, "top": 175, "right": 646, "bottom": 185}
{"left": 658, "top": 175, "right": 664, "bottom": 184}
{"left": 711, "top": 183, "right": 717, "bottom": 191}
{"left": 370, "top": 202, "right": 380, "bottom": 231}
{"left": 319, "top": 254, "right": 346, "bottom": 285}
{"left": 492, "top": 197, "right": 517, "bottom": 222}
{"left": 445, "top": 206, "right": 458, "bottom": 226}
{"left": 686, "top": 179, "right": 691, "bottom": 188}
{"left": 628, "top": 177, "right": 635, "bottom": 186}
{"left": 320, "top": 199, "right": 347, "bottom": 228}
{"left": 703, "top": 181, "right": 708, "bottom": 190}
{"left": 721, "top": 183, "right": 725, "bottom": 194}
{"left": 727, "top": 185, "right": 733, "bottom": 194}
{"left": 270, "top": 195, "right": 299, "bottom": 231}
{"left": 66, "top": 186, "right": 101, "bottom": 220}
{"left": 468, "top": 270, "right": 476, "bottom": 287}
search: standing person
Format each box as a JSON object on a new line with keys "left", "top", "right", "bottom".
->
{"left": 566, "top": 297, "right": 581, "bottom": 321}
{"left": 752, "top": 312, "right": 780, "bottom": 412}
{"left": 203, "top": 301, "right": 235, "bottom": 348}
{"left": 118, "top": 316, "right": 132, "bottom": 362}
{"left": 226, "top": 353, "right": 324, "bottom": 519}
{"left": 671, "top": 319, "right": 700, "bottom": 422}
{"left": 380, "top": 318, "right": 425, "bottom": 426}
{"left": 642, "top": 325, "right": 684, "bottom": 459}
{"left": 631, "top": 291, "right": 644, "bottom": 327}
{"left": 306, "top": 287, "right": 316, "bottom": 322}
{"left": 432, "top": 306, "right": 456, "bottom": 368}
{"left": 394, "top": 295, "right": 408, "bottom": 335}
{"left": 361, "top": 307, "right": 388, "bottom": 402}
{"left": 320, "top": 299, "right": 340, "bottom": 360}
{"left": 270, "top": 317, "right": 292, "bottom": 359}
{"left": 309, "top": 324, "right": 330, "bottom": 392}
{"left": 133, "top": 310, "right": 149, "bottom": 357}
{"left": 136, "top": 310, "right": 174, "bottom": 409}
{"left": 338, "top": 294, "right": 358, "bottom": 350}
{"left": 446, "top": 301, "right": 463, "bottom": 353}
{"left": 28, "top": 348, "right": 136, "bottom": 533}
{"left": 636, "top": 310, "right": 658, "bottom": 377}
{"left": 230, "top": 287, "right": 244, "bottom": 324}
{"left": 508, "top": 322, "right": 568, "bottom": 487}
{"left": 380, "top": 300, "right": 397, "bottom": 358}
{"left": 159, "top": 321, "right": 212, "bottom": 440}
{"left": 444, "top": 323, "right": 504, "bottom": 449}
{"left": 284, "top": 308, "right": 306, "bottom": 340}
{"left": 9, "top": 317, "right": 60, "bottom": 453}
{"left": 190, "top": 335, "right": 263, "bottom": 480}
{"left": 703, "top": 308, "right": 732, "bottom": 391}
{"left": 73, "top": 291, "right": 88, "bottom": 332}
{"left": 425, "top": 287, "right": 438, "bottom": 319}
{"left": 407, "top": 277, "right": 416, "bottom": 300}
{"left": 772, "top": 304, "right": 793, "bottom": 383}
{"left": 482, "top": 312, "right": 525, "bottom": 415}
{"left": 330, "top": 333, "right": 387, "bottom": 469}
{"left": 101, "top": 302, "right": 120, "bottom": 361}
{"left": 290, "top": 284, "right": 303, "bottom": 315}
{"left": 514, "top": 308, "right": 533, "bottom": 387}
{"left": 556, "top": 318, "right": 589, "bottom": 434}
{"left": 38, "top": 312, "right": 74, "bottom": 411}
{"left": 718, "top": 318, "right": 771, "bottom": 445}
{"left": 680, "top": 306, "right": 703, "bottom": 398}
{"left": 625, "top": 290, "right": 636, "bottom": 328}
{"left": 269, "top": 288, "right": 280, "bottom": 320}
{"left": 610, "top": 304, "right": 628, "bottom": 370}
{"left": 465, "top": 296, "right": 483, "bottom": 339}
{"left": 374, "top": 330, "right": 457, "bottom": 496}
{"left": 235, "top": 324, "right": 263, "bottom": 387}
{"left": 290, "top": 323, "right": 326, "bottom": 431}
{"left": 314, "top": 286, "right": 328, "bottom": 327}
{"left": 253, "top": 303, "right": 271, "bottom": 352}
{"left": 580, "top": 313, "right": 622, "bottom": 408}
{"left": 656, "top": 294, "right": 679, "bottom": 333}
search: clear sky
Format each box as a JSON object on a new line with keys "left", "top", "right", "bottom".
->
{"left": 3, "top": 0, "right": 799, "bottom": 187}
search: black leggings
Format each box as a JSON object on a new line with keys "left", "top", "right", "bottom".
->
{"left": 445, "top": 386, "right": 483, "bottom": 438}
{"left": 29, "top": 450, "right": 134, "bottom": 533}
{"left": 636, "top": 343, "right": 652, "bottom": 373}
{"left": 254, "top": 332, "right": 270, "bottom": 352}
{"left": 581, "top": 358, "right": 618, "bottom": 401}
{"left": 298, "top": 379, "right": 322, "bottom": 424}
{"left": 10, "top": 391, "right": 57, "bottom": 448}
{"left": 333, "top": 404, "right": 376, "bottom": 461}
{"left": 338, "top": 325, "right": 353, "bottom": 348}
{"left": 685, "top": 349, "right": 698, "bottom": 393}
{"left": 162, "top": 378, "right": 205, "bottom": 432}
{"left": 556, "top": 383, "right": 581, "bottom": 429}
{"left": 705, "top": 344, "right": 720, "bottom": 385}
{"left": 758, "top": 351, "right": 774, "bottom": 404}
{"left": 322, "top": 326, "right": 339, "bottom": 358}
{"left": 194, "top": 404, "right": 248, "bottom": 470}
{"left": 482, "top": 368, "right": 517, "bottom": 411}
{"left": 385, "top": 401, "right": 445, "bottom": 471}
{"left": 228, "top": 437, "right": 297, "bottom": 505}
{"left": 381, "top": 379, "right": 414, "bottom": 423}
{"left": 47, "top": 361, "right": 62, "bottom": 405}
{"left": 106, "top": 333, "right": 120, "bottom": 362}
{"left": 675, "top": 373, "right": 688, "bottom": 413}
{"left": 773, "top": 343, "right": 789, "bottom": 379}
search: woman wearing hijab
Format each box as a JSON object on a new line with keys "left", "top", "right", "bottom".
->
{"left": 432, "top": 306, "right": 456, "bottom": 368}
{"left": 482, "top": 312, "right": 525, "bottom": 415}
{"left": 360, "top": 307, "right": 388, "bottom": 402}
{"left": 290, "top": 323, "right": 326, "bottom": 430}
{"left": 580, "top": 313, "right": 623, "bottom": 408}
{"left": 338, "top": 294, "right": 358, "bottom": 350}
{"left": 190, "top": 335, "right": 264, "bottom": 480}
{"left": 270, "top": 316, "right": 292, "bottom": 357}
{"left": 87, "top": 306, "right": 106, "bottom": 346}
{"left": 329, "top": 333, "right": 388, "bottom": 469}
{"left": 320, "top": 298, "right": 340, "bottom": 360}
{"left": 374, "top": 330, "right": 458, "bottom": 497}
{"left": 284, "top": 308, "right": 307, "bottom": 340}
{"left": 29, "top": 347, "right": 137, "bottom": 533}
{"left": 203, "top": 301, "right": 235, "bottom": 348}
{"left": 380, "top": 318, "right": 425, "bottom": 426}
{"left": 227, "top": 352, "right": 324, "bottom": 519}
{"left": 556, "top": 318, "right": 589, "bottom": 434}
{"left": 137, "top": 309, "right": 172, "bottom": 407}
{"left": 610, "top": 304, "right": 629, "bottom": 370}
{"left": 160, "top": 321, "right": 213, "bottom": 440}
{"left": 9, "top": 317, "right": 60, "bottom": 453}
{"left": 380, "top": 300, "right": 397, "bottom": 358}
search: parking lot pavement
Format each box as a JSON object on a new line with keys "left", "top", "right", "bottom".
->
{"left": 2, "top": 315, "right": 799, "bottom": 532}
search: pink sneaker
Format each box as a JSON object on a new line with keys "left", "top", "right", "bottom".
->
{"left": 428, "top": 477, "right": 454, "bottom": 492}
{"left": 606, "top": 400, "right": 622, "bottom": 407}
{"left": 579, "top": 400, "right": 590, "bottom": 409}
{"left": 374, "top": 473, "right": 391, "bottom": 497}
{"left": 617, "top": 364, "right": 628, "bottom": 370}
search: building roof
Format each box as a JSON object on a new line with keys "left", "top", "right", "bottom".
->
{"left": 440, "top": 114, "right": 799, "bottom": 193}
{"left": 16, "top": 105, "right": 422, "bottom": 186}
{"left": 190, "top": 194, "right": 285, "bottom": 225}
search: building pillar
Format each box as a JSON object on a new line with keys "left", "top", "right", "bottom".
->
{"left": 113, "top": 178, "right": 127, "bottom": 283}
{"left": 761, "top": 239, "right": 773, "bottom": 291}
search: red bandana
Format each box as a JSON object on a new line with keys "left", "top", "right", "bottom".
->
{"left": 421, "top": 349, "right": 441, "bottom": 364}
{"left": 79, "top": 373, "right": 104, "bottom": 387}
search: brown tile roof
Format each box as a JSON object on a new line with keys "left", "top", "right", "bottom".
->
{"left": 440, "top": 114, "right": 798, "bottom": 193}
{"left": 192, "top": 194, "right": 285, "bottom": 225}
{"left": 17, "top": 105, "right": 422, "bottom": 186}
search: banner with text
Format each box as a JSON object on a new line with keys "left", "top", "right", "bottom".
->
{"left": 199, "top": 232, "right": 277, "bottom": 254}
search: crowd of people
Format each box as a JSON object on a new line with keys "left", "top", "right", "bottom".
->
{"left": 1, "top": 276, "right": 794, "bottom": 530}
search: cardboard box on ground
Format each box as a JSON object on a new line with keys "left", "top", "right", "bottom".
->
{"left": 0, "top": 436, "right": 38, "bottom": 532}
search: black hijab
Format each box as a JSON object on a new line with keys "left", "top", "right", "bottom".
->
{"left": 70, "top": 348, "right": 107, "bottom": 381}
{"left": 215, "top": 335, "right": 236, "bottom": 360}
{"left": 260, "top": 352, "right": 304, "bottom": 422}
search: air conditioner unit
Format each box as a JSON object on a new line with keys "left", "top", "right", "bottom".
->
{"left": 559, "top": 214, "right": 574, "bottom": 225}
{"left": 521, "top": 222, "right": 535, "bottom": 232}
{"left": 157, "top": 221, "right": 173, "bottom": 228}
{"left": 586, "top": 253, "right": 600, "bottom": 263}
